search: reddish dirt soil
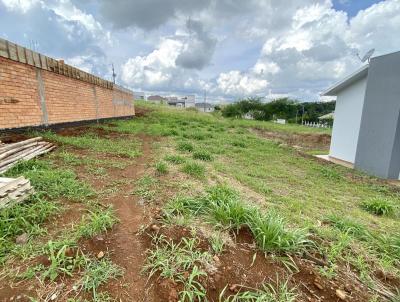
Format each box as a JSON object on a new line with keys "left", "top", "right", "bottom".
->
{"left": 252, "top": 128, "right": 331, "bottom": 151}
{"left": 1, "top": 123, "right": 397, "bottom": 302}
{"left": 144, "top": 224, "right": 374, "bottom": 302}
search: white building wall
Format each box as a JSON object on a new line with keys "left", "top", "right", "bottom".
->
{"left": 329, "top": 77, "right": 367, "bottom": 163}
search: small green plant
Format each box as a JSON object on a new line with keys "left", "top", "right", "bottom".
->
{"left": 220, "top": 280, "right": 297, "bottom": 302}
{"left": 361, "top": 198, "right": 394, "bottom": 216}
{"left": 326, "top": 214, "right": 369, "bottom": 239}
{"left": 247, "top": 210, "right": 310, "bottom": 253}
{"left": 193, "top": 150, "right": 213, "bottom": 161}
{"left": 210, "top": 233, "right": 225, "bottom": 254}
{"left": 77, "top": 207, "right": 118, "bottom": 238}
{"left": 0, "top": 195, "right": 59, "bottom": 262}
{"left": 77, "top": 258, "right": 123, "bottom": 300}
{"left": 144, "top": 235, "right": 211, "bottom": 301}
{"left": 39, "top": 242, "right": 85, "bottom": 281}
{"left": 4, "top": 159, "right": 93, "bottom": 200}
{"left": 178, "top": 265, "right": 207, "bottom": 301}
{"left": 231, "top": 141, "right": 246, "bottom": 148}
{"left": 155, "top": 161, "right": 168, "bottom": 175}
{"left": 165, "top": 154, "right": 186, "bottom": 164}
{"left": 181, "top": 162, "right": 205, "bottom": 178}
{"left": 177, "top": 141, "right": 194, "bottom": 152}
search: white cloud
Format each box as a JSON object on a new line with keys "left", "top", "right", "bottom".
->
{"left": 121, "top": 38, "right": 182, "bottom": 88}
{"left": 1, "top": 0, "right": 39, "bottom": 12}
{"left": 217, "top": 71, "right": 268, "bottom": 96}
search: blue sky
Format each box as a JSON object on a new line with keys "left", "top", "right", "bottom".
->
{"left": 332, "top": 0, "right": 384, "bottom": 16}
{"left": 0, "top": 0, "right": 399, "bottom": 102}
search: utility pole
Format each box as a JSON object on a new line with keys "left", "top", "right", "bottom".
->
{"left": 112, "top": 63, "right": 116, "bottom": 84}
{"left": 204, "top": 89, "right": 207, "bottom": 112}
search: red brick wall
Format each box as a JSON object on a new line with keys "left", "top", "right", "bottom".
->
{"left": 0, "top": 56, "right": 134, "bottom": 130}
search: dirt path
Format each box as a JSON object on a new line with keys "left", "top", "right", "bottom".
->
{"left": 76, "top": 133, "right": 158, "bottom": 301}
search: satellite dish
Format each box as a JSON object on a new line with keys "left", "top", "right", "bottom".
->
{"left": 358, "top": 48, "right": 375, "bottom": 63}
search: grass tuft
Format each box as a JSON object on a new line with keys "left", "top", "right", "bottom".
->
{"left": 155, "top": 161, "right": 168, "bottom": 175}
{"left": 220, "top": 280, "right": 297, "bottom": 302}
{"left": 177, "top": 141, "right": 195, "bottom": 152}
{"left": 77, "top": 258, "right": 123, "bottom": 300}
{"left": 247, "top": 210, "right": 310, "bottom": 253}
{"left": 4, "top": 159, "right": 93, "bottom": 200}
{"left": 77, "top": 207, "right": 118, "bottom": 238}
{"left": 361, "top": 198, "right": 394, "bottom": 216}
{"left": 164, "top": 154, "right": 186, "bottom": 164}
{"left": 181, "top": 162, "right": 206, "bottom": 178}
{"left": 193, "top": 150, "right": 213, "bottom": 161}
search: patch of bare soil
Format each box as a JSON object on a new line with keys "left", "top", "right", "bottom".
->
{"left": 143, "top": 223, "right": 375, "bottom": 302}
{"left": 252, "top": 128, "right": 331, "bottom": 151}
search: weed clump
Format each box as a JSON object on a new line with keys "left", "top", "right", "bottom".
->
{"left": 193, "top": 150, "right": 213, "bottom": 161}
{"left": 361, "top": 198, "right": 394, "bottom": 216}
{"left": 181, "top": 162, "right": 205, "bottom": 178}
{"left": 326, "top": 214, "right": 369, "bottom": 239}
{"left": 77, "top": 207, "right": 118, "bottom": 238}
{"left": 164, "top": 155, "right": 186, "bottom": 164}
{"left": 4, "top": 159, "right": 93, "bottom": 200}
{"left": 177, "top": 141, "right": 194, "bottom": 152}
{"left": 144, "top": 235, "right": 211, "bottom": 301}
{"left": 155, "top": 161, "right": 168, "bottom": 175}
{"left": 164, "top": 185, "right": 310, "bottom": 254}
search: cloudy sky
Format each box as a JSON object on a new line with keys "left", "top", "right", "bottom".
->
{"left": 1, "top": 0, "right": 399, "bottom": 102}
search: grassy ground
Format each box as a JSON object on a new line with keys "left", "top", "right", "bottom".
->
{"left": 0, "top": 102, "right": 399, "bottom": 301}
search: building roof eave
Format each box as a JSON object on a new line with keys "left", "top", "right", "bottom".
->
{"left": 321, "top": 64, "right": 369, "bottom": 96}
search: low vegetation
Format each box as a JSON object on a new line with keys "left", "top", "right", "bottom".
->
{"left": 1, "top": 101, "right": 399, "bottom": 301}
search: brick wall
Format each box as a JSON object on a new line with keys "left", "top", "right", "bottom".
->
{"left": 0, "top": 40, "right": 134, "bottom": 130}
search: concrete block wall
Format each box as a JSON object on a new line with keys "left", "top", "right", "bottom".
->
{"left": 0, "top": 39, "right": 134, "bottom": 130}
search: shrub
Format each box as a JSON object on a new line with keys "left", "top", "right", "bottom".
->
{"left": 361, "top": 198, "right": 394, "bottom": 216}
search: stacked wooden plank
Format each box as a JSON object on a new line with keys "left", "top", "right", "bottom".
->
{"left": 0, "top": 137, "right": 55, "bottom": 174}
{"left": 0, "top": 177, "right": 34, "bottom": 209}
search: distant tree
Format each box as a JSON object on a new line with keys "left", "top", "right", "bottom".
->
{"left": 221, "top": 96, "right": 335, "bottom": 123}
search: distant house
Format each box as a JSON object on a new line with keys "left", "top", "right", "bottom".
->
{"left": 195, "top": 103, "right": 214, "bottom": 113}
{"left": 134, "top": 91, "right": 146, "bottom": 100}
{"left": 321, "top": 51, "right": 400, "bottom": 179}
{"left": 182, "top": 95, "right": 196, "bottom": 108}
{"left": 147, "top": 95, "right": 166, "bottom": 104}
{"left": 318, "top": 112, "right": 334, "bottom": 120}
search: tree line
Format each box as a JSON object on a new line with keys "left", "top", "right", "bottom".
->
{"left": 221, "top": 97, "right": 335, "bottom": 124}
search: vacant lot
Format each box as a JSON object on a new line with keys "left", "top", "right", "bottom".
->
{"left": 0, "top": 102, "right": 399, "bottom": 302}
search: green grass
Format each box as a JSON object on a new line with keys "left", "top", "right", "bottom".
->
{"left": 165, "top": 154, "right": 186, "bottom": 164}
{"left": 220, "top": 280, "right": 297, "bottom": 302}
{"left": 40, "top": 130, "right": 141, "bottom": 158}
{"left": 3, "top": 160, "right": 93, "bottom": 200}
{"left": 123, "top": 103, "right": 400, "bottom": 282}
{"left": 193, "top": 150, "right": 213, "bottom": 161}
{"left": 77, "top": 207, "right": 118, "bottom": 238}
{"left": 0, "top": 196, "right": 59, "bottom": 262}
{"left": 177, "top": 141, "right": 195, "bottom": 152}
{"left": 164, "top": 185, "right": 310, "bottom": 254}
{"left": 38, "top": 241, "right": 85, "bottom": 281}
{"left": 155, "top": 161, "right": 168, "bottom": 175}
{"left": 143, "top": 235, "right": 211, "bottom": 301}
{"left": 181, "top": 162, "right": 206, "bottom": 178}
{"left": 247, "top": 210, "right": 310, "bottom": 253}
{"left": 361, "top": 198, "right": 395, "bottom": 216}
{"left": 77, "top": 258, "right": 123, "bottom": 300}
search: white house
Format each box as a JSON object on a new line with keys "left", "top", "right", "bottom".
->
{"left": 321, "top": 51, "right": 400, "bottom": 179}
{"left": 195, "top": 102, "right": 214, "bottom": 113}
